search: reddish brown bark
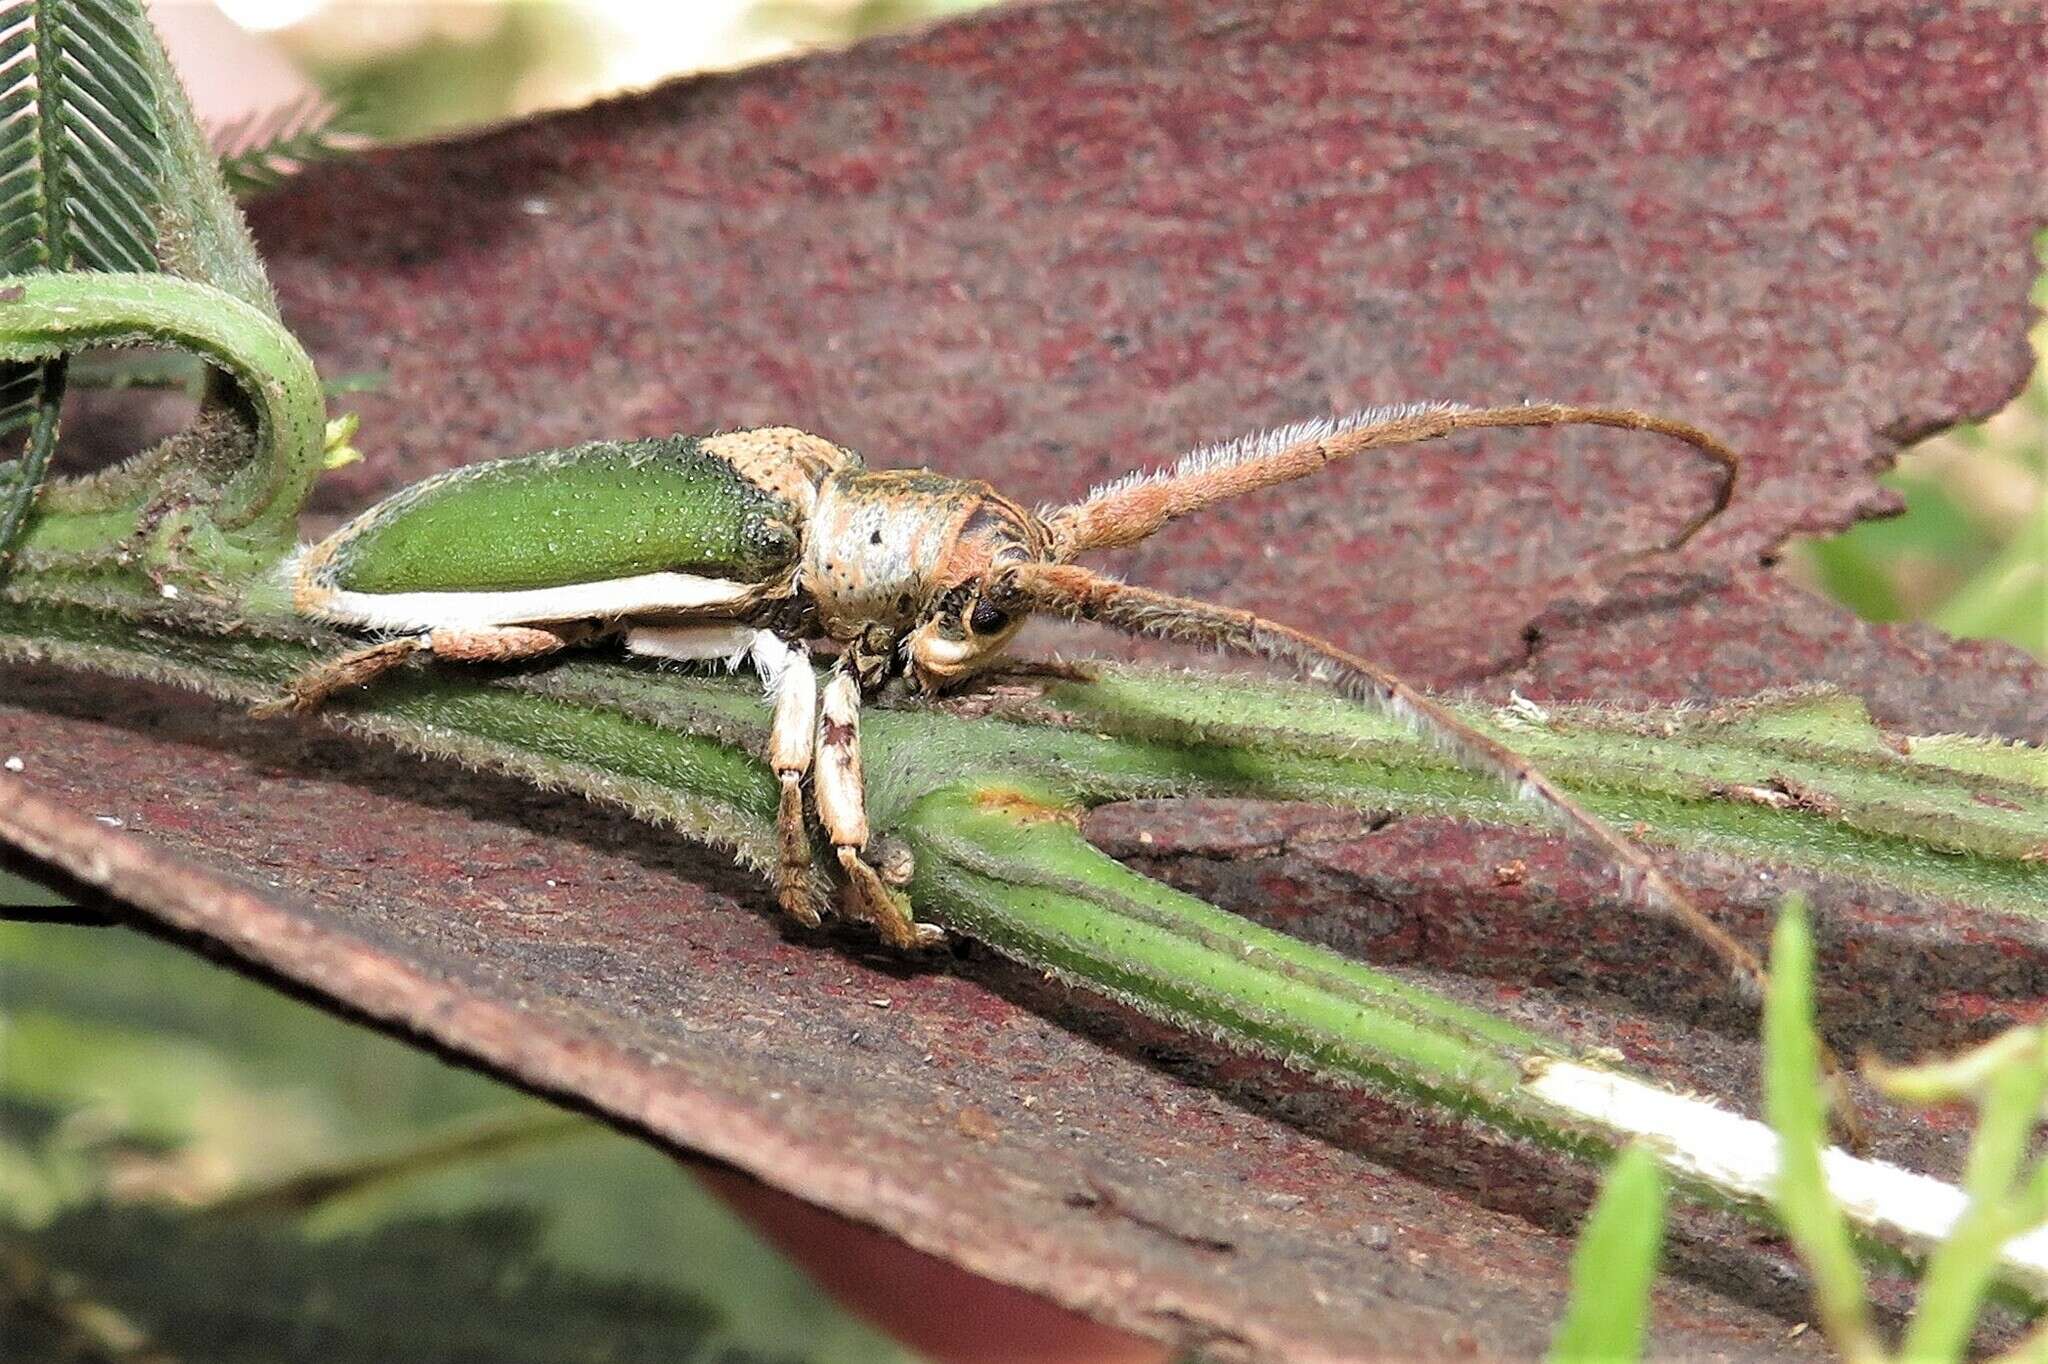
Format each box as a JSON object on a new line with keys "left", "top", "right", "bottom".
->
{"left": 13, "top": 2, "right": 2045, "bottom": 1357}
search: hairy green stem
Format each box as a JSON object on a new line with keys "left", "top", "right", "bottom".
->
{"left": 0, "top": 272, "right": 324, "bottom": 573}
{"left": 8, "top": 598, "right": 2046, "bottom": 1060}
{"left": 0, "top": 354, "right": 65, "bottom": 561}
{"left": 905, "top": 781, "right": 1556, "bottom": 1133}
{"left": 4, "top": 578, "right": 2048, "bottom": 1301}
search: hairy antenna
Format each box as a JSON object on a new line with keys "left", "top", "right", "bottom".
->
{"left": 992, "top": 559, "right": 1862, "bottom": 1143}
{"left": 1045, "top": 402, "right": 1741, "bottom": 558}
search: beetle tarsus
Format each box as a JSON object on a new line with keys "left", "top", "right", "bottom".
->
{"left": 774, "top": 774, "right": 823, "bottom": 928}
{"left": 255, "top": 635, "right": 429, "bottom": 717}
{"left": 836, "top": 845, "right": 942, "bottom": 949}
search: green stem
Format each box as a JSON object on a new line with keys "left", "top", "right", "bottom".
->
{"left": 0, "top": 354, "right": 65, "bottom": 563}
{"left": 0, "top": 272, "right": 324, "bottom": 572}
{"left": 1548, "top": 1146, "right": 1666, "bottom": 1364}
{"left": 1764, "top": 898, "right": 1881, "bottom": 1362}
{"left": 905, "top": 781, "right": 1558, "bottom": 1137}
{"left": 1, "top": 593, "right": 2044, "bottom": 1303}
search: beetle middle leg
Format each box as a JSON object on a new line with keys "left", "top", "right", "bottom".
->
{"left": 630, "top": 626, "right": 934, "bottom": 945}
{"left": 627, "top": 624, "right": 836, "bottom": 935}
{"left": 814, "top": 662, "right": 944, "bottom": 949}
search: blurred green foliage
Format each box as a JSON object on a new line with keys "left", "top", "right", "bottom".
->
{"left": 304, "top": 6, "right": 601, "bottom": 142}
{"left": 0, "top": 917, "right": 913, "bottom": 1363}
{"left": 296, "top": 0, "right": 1002, "bottom": 142}
{"left": 1791, "top": 239, "right": 2047, "bottom": 660}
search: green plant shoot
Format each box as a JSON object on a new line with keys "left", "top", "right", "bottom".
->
{"left": 1549, "top": 1145, "right": 1667, "bottom": 1364}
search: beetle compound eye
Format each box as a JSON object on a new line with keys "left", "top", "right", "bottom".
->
{"left": 968, "top": 600, "right": 1010, "bottom": 635}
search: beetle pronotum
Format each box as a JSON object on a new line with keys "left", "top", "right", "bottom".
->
{"left": 266, "top": 401, "right": 1851, "bottom": 1126}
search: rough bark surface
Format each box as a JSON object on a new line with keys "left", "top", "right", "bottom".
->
{"left": 13, "top": 1, "right": 2047, "bottom": 1359}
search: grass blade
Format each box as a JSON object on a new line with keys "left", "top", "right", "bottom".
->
{"left": 1549, "top": 1145, "right": 1666, "bottom": 1364}
{"left": 1763, "top": 895, "right": 1880, "bottom": 1361}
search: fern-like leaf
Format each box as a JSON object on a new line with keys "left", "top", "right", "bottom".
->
{"left": 0, "top": 0, "right": 167, "bottom": 560}
{"left": 0, "top": 0, "right": 163, "bottom": 276}
{"left": 212, "top": 92, "right": 363, "bottom": 198}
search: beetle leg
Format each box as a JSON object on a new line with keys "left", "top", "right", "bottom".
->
{"left": 424, "top": 624, "right": 579, "bottom": 664}
{"left": 755, "top": 634, "right": 825, "bottom": 930}
{"left": 813, "top": 664, "right": 943, "bottom": 949}
{"left": 257, "top": 635, "right": 430, "bottom": 715}
{"left": 628, "top": 625, "right": 829, "bottom": 932}
{"left": 262, "top": 624, "right": 578, "bottom": 716}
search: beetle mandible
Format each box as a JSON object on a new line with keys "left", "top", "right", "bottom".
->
{"left": 266, "top": 403, "right": 1763, "bottom": 1002}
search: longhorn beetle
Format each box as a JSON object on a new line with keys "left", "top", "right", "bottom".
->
{"left": 266, "top": 402, "right": 1852, "bottom": 1126}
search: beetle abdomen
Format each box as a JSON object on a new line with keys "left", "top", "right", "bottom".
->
{"left": 318, "top": 435, "right": 807, "bottom": 596}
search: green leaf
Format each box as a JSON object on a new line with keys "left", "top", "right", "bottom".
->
{"left": 213, "top": 93, "right": 363, "bottom": 199}
{"left": 11, "top": 1203, "right": 813, "bottom": 1364}
{"left": 1549, "top": 1145, "right": 1666, "bottom": 1364}
{"left": 1763, "top": 896, "right": 1878, "bottom": 1361}
{"left": 0, "top": 0, "right": 164, "bottom": 277}
{"left": 0, "top": 2, "right": 288, "bottom": 571}
{"left": 0, "top": 0, "right": 167, "bottom": 562}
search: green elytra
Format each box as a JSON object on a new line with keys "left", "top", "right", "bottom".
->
{"left": 322, "top": 436, "right": 801, "bottom": 594}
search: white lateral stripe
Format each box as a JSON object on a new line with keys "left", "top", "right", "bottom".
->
{"left": 315, "top": 572, "right": 754, "bottom": 631}
{"left": 1523, "top": 1059, "right": 2048, "bottom": 1294}
{"left": 624, "top": 623, "right": 756, "bottom": 663}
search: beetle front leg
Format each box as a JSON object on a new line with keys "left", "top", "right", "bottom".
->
{"left": 813, "top": 665, "right": 943, "bottom": 949}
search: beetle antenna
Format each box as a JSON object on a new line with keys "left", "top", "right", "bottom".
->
{"left": 1045, "top": 402, "right": 1740, "bottom": 558}
{"left": 992, "top": 559, "right": 1863, "bottom": 1144}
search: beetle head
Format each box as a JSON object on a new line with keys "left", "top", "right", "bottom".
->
{"left": 903, "top": 494, "right": 1046, "bottom": 692}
